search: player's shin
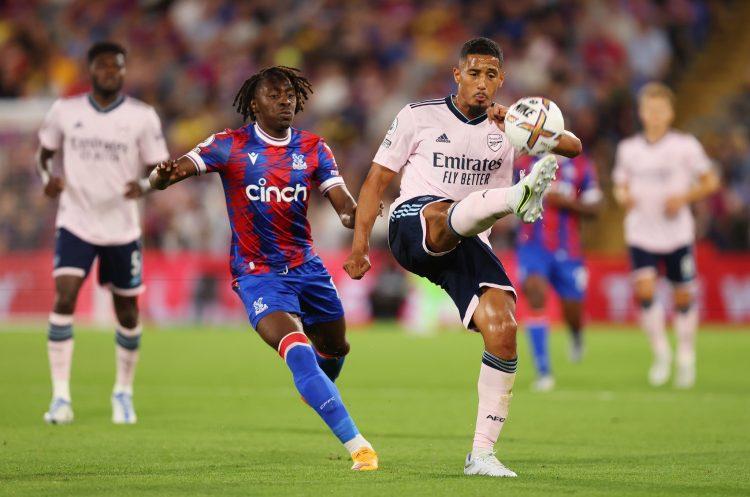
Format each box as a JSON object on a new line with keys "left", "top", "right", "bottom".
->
{"left": 473, "top": 352, "right": 516, "bottom": 455}
{"left": 48, "top": 313, "right": 74, "bottom": 401}
{"left": 674, "top": 304, "right": 698, "bottom": 388}
{"left": 114, "top": 324, "right": 142, "bottom": 394}
{"left": 640, "top": 300, "right": 669, "bottom": 361}
{"left": 448, "top": 187, "right": 519, "bottom": 237}
{"left": 279, "top": 333, "right": 371, "bottom": 452}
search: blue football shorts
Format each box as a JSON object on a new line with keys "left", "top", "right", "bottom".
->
{"left": 517, "top": 242, "right": 587, "bottom": 301}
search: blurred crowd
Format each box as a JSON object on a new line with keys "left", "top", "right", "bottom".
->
{"left": 0, "top": 0, "right": 748, "bottom": 255}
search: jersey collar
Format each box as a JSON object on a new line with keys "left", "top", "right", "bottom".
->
{"left": 254, "top": 123, "right": 292, "bottom": 146}
{"left": 445, "top": 95, "right": 487, "bottom": 125}
{"left": 87, "top": 93, "right": 125, "bottom": 113}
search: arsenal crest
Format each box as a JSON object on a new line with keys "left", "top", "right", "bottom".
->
{"left": 487, "top": 133, "right": 503, "bottom": 152}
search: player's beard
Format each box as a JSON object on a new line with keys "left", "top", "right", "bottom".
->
{"left": 467, "top": 103, "right": 489, "bottom": 119}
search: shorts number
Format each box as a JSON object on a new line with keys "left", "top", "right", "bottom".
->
{"left": 680, "top": 253, "right": 696, "bottom": 280}
{"left": 131, "top": 250, "right": 142, "bottom": 278}
{"left": 574, "top": 266, "right": 589, "bottom": 292}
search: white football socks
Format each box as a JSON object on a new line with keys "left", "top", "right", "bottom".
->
{"left": 344, "top": 434, "right": 372, "bottom": 454}
{"left": 473, "top": 362, "right": 515, "bottom": 454}
{"left": 449, "top": 185, "right": 523, "bottom": 237}
{"left": 674, "top": 306, "right": 698, "bottom": 365}
{"left": 640, "top": 302, "right": 670, "bottom": 362}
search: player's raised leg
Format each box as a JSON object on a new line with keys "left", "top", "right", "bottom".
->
{"left": 256, "top": 312, "right": 377, "bottom": 470}
{"left": 111, "top": 294, "right": 141, "bottom": 424}
{"left": 522, "top": 275, "right": 554, "bottom": 391}
{"left": 305, "top": 318, "right": 349, "bottom": 383}
{"left": 633, "top": 265, "right": 670, "bottom": 386}
{"left": 464, "top": 288, "right": 518, "bottom": 477}
{"left": 447, "top": 154, "right": 558, "bottom": 242}
{"left": 44, "top": 273, "right": 84, "bottom": 424}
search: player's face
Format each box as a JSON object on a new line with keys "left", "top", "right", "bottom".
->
{"left": 453, "top": 54, "right": 504, "bottom": 113}
{"left": 252, "top": 77, "right": 296, "bottom": 130}
{"left": 89, "top": 52, "right": 126, "bottom": 95}
{"left": 638, "top": 96, "right": 674, "bottom": 131}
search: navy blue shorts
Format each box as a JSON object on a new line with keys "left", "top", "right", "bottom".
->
{"left": 517, "top": 242, "right": 587, "bottom": 301}
{"left": 388, "top": 195, "right": 516, "bottom": 329}
{"left": 233, "top": 256, "right": 345, "bottom": 330}
{"left": 629, "top": 245, "right": 696, "bottom": 285}
{"left": 53, "top": 227, "right": 144, "bottom": 296}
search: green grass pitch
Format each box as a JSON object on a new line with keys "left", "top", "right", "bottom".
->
{"left": 1, "top": 323, "right": 749, "bottom": 496}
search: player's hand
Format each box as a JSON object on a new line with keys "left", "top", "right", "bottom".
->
{"left": 665, "top": 195, "right": 686, "bottom": 217}
{"left": 124, "top": 180, "right": 145, "bottom": 199}
{"left": 152, "top": 159, "right": 178, "bottom": 190}
{"left": 43, "top": 176, "right": 64, "bottom": 198}
{"left": 344, "top": 251, "right": 371, "bottom": 280}
{"left": 487, "top": 102, "right": 508, "bottom": 131}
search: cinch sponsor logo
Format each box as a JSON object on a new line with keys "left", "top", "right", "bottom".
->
{"left": 433, "top": 152, "right": 503, "bottom": 171}
{"left": 245, "top": 178, "right": 308, "bottom": 202}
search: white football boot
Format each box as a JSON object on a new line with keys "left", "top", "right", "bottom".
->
{"left": 531, "top": 374, "right": 556, "bottom": 392}
{"left": 513, "top": 154, "right": 558, "bottom": 223}
{"left": 648, "top": 353, "right": 672, "bottom": 387}
{"left": 464, "top": 450, "right": 517, "bottom": 477}
{"left": 675, "top": 355, "right": 696, "bottom": 389}
{"left": 112, "top": 391, "right": 138, "bottom": 424}
{"left": 44, "top": 397, "right": 74, "bottom": 424}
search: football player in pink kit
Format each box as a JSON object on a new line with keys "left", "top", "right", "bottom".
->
{"left": 345, "top": 37, "right": 582, "bottom": 477}
{"left": 516, "top": 153, "right": 602, "bottom": 391}
{"left": 149, "top": 66, "right": 377, "bottom": 471}
{"left": 37, "top": 42, "right": 169, "bottom": 425}
{"left": 613, "top": 83, "right": 719, "bottom": 388}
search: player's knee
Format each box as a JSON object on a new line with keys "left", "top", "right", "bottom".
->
{"left": 115, "top": 306, "right": 139, "bottom": 329}
{"left": 674, "top": 290, "right": 694, "bottom": 313}
{"left": 53, "top": 292, "right": 77, "bottom": 315}
{"left": 482, "top": 316, "right": 518, "bottom": 358}
{"left": 318, "top": 340, "right": 350, "bottom": 358}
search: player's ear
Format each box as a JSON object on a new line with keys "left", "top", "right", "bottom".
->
{"left": 452, "top": 65, "right": 461, "bottom": 84}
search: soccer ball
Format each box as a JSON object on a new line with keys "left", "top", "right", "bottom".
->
{"left": 504, "top": 97, "right": 565, "bottom": 156}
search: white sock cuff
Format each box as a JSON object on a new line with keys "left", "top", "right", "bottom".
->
{"left": 116, "top": 324, "right": 143, "bottom": 337}
{"left": 49, "top": 313, "right": 74, "bottom": 326}
{"left": 343, "top": 434, "right": 372, "bottom": 454}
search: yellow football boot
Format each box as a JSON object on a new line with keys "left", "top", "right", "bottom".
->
{"left": 350, "top": 447, "right": 379, "bottom": 471}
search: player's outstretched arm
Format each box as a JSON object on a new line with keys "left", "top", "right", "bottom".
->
{"left": 344, "top": 163, "right": 396, "bottom": 280}
{"left": 326, "top": 185, "right": 358, "bottom": 229}
{"left": 487, "top": 103, "right": 582, "bottom": 158}
{"left": 36, "top": 147, "right": 64, "bottom": 198}
{"left": 148, "top": 157, "right": 197, "bottom": 190}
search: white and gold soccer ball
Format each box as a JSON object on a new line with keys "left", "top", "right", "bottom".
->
{"left": 504, "top": 97, "right": 565, "bottom": 156}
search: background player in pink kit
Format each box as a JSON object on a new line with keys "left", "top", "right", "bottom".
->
{"left": 149, "top": 66, "right": 378, "bottom": 471}
{"left": 37, "top": 42, "right": 169, "bottom": 425}
{"left": 613, "top": 83, "right": 719, "bottom": 388}
{"left": 516, "top": 153, "right": 602, "bottom": 391}
{"left": 345, "top": 37, "right": 582, "bottom": 477}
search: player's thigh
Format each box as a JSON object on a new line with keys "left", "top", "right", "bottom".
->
{"left": 472, "top": 288, "right": 518, "bottom": 360}
{"left": 256, "top": 311, "right": 305, "bottom": 350}
{"left": 422, "top": 200, "right": 461, "bottom": 254}
{"left": 97, "top": 239, "right": 144, "bottom": 297}
{"left": 305, "top": 317, "right": 349, "bottom": 357}
{"left": 52, "top": 228, "right": 96, "bottom": 310}
{"left": 629, "top": 246, "right": 658, "bottom": 302}
{"left": 517, "top": 243, "right": 553, "bottom": 309}
{"left": 295, "top": 257, "right": 345, "bottom": 331}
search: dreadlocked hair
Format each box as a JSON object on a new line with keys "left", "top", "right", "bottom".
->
{"left": 232, "top": 66, "right": 313, "bottom": 122}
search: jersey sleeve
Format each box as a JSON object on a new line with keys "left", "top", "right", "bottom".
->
{"left": 184, "top": 131, "right": 234, "bottom": 175}
{"left": 612, "top": 142, "right": 629, "bottom": 186}
{"left": 38, "top": 100, "right": 63, "bottom": 150}
{"left": 684, "top": 135, "right": 712, "bottom": 177}
{"left": 578, "top": 157, "right": 603, "bottom": 204}
{"left": 372, "top": 105, "right": 418, "bottom": 172}
{"left": 314, "top": 140, "right": 345, "bottom": 195}
{"left": 138, "top": 108, "right": 170, "bottom": 164}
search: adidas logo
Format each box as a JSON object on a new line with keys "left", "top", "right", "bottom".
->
{"left": 436, "top": 133, "right": 450, "bottom": 143}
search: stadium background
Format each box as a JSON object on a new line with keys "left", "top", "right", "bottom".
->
{"left": 0, "top": 0, "right": 749, "bottom": 326}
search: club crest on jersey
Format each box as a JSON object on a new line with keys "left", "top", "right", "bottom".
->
{"left": 292, "top": 153, "right": 307, "bottom": 170}
{"left": 487, "top": 133, "right": 503, "bottom": 151}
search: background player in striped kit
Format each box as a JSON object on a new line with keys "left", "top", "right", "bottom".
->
{"left": 515, "top": 153, "right": 602, "bottom": 391}
{"left": 149, "top": 66, "right": 378, "bottom": 471}
{"left": 37, "top": 42, "right": 169, "bottom": 425}
{"left": 613, "top": 82, "right": 719, "bottom": 388}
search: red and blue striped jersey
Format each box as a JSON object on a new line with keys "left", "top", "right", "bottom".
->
{"left": 516, "top": 154, "right": 601, "bottom": 258}
{"left": 185, "top": 123, "right": 344, "bottom": 278}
